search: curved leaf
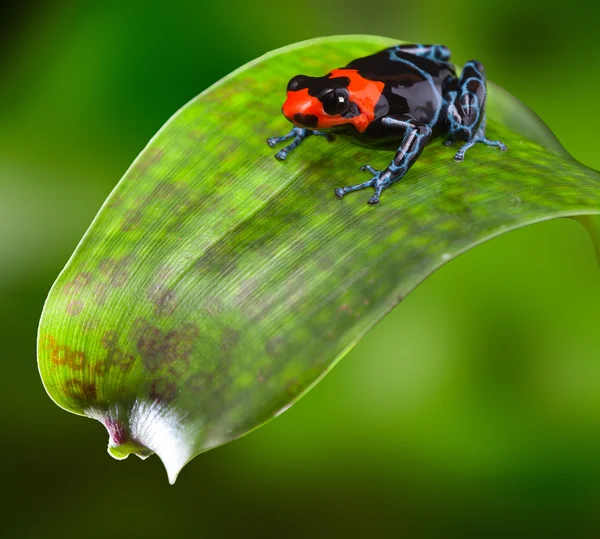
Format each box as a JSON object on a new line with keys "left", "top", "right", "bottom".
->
{"left": 37, "top": 35, "right": 600, "bottom": 483}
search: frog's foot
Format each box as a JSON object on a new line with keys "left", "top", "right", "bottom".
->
{"left": 266, "top": 127, "right": 334, "bottom": 161}
{"left": 334, "top": 165, "right": 389, "bottom": 205}
{"left": 453, "top": 132, "right": 507, "bottom": 161}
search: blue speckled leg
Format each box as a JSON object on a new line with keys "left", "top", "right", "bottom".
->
{"left": 334, "top": 116, "right": 432, "bottom": 205}
{"left": 267, "top": 127, "right": 335, "bottom": 161}
{"left": 445, "top": 61, "right": 507, "bottom": 161}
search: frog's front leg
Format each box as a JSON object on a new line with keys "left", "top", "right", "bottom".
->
{"left": 444, "top": 61, "right": 507, "bottom": 161}
{"left": 334, "top": 116, "right": 432, "bottom": 205}
{"left": 266, "top": 126, "right": 334, "bottom": 161}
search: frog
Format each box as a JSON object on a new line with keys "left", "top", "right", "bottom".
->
{"left": 266, "top": 43, "right": 507, "bottom": 205}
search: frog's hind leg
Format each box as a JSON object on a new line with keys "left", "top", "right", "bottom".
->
{"left": 445, "top": 60, "right": 507, "bottom": 161}
{"left": 267, "top": 126, "right": 334, "bottom": 161}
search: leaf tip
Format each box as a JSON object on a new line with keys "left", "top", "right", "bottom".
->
{"left": 157, "top": 452, "right": 185, "bottom": 485}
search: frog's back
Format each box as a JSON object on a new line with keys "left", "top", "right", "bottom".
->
{"left": 346, "top": 48, "right": 455, "bottom": 127}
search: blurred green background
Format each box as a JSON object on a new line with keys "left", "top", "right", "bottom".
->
{"left": 2, "top": 1, "right": 600, "bottom": 537}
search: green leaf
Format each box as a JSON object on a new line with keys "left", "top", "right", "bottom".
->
{"left": 37, "top": 35, "right": 600, "bottom": 483}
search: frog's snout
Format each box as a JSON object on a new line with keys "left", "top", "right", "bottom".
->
{"left": 281, "top": 98, "right": 297, "bottom": 121}
{"left": 282, "top": 95, "right": 319, "bottom": 128}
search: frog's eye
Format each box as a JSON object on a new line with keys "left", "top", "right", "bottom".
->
{"left": 322, "top": 89, "right": 350, "bottom": 116}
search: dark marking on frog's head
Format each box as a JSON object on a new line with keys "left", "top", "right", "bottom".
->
{"left": 292, "top": 112, "right": 319, "bottom": 128}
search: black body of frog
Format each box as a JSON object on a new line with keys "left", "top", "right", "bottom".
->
{"left": 267, "top": 44, "right": 507, "bottom": 205}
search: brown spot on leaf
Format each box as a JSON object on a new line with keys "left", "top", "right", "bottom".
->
{"left": 65, "top": 379, "right": 97, "bottom": 401}
{"left": 188, "top": 129, "right": 204, "bottom": 141}
{"left": 147, "top": 267, "right": 178, "bottom": 317}
{"left": 135, "top": 148, "right": 164, "bottom": 176}
{"left": 221, "top": 327, "right": 240, "bottom": 349}
{"left": 92, "top": 281, "right": 110, "bottom": 306}
{"left": 101, "top": 330, "right": 135, "bottom": 372}
{"left": 98, "top": 258, "right": 130, "bottom": 288}
{"left": 265, "top": 335, "right": 286, "bottom": 358}
{"left": 63, "top": 272, "right": 93, "bottom": 294}
{"left": 235, "top": 277, "right": 260, "bottom": 305}
{"left": 137, "top": 327, "right": 162, "bottom": 371}
{"left": 66, "top": 299, "right": 84, "bottom": 316}
{"left": 107, "top": 195, "right": 123, "bottom": 208}
{"left": 46, "top": 336, "right": 87, "bottom": 370}
{"left": 82, "top": 318, "right": 100, "bottom": 334}
{"left": 92, "top": 256, "right": 135, "bottom": 303}
{"left": 203, "top": 297, "right": 224, "bottom": 317}
{"left": 129, "top": 317, "right": 149, "bottom": 342}
{"left": 101, "top": 330, "right": 118, "bottom": 349}
{"left": 121, "top": 209, "right": 144, "bottom": 232}
{"left": 149, "top": 288, "right": 177, "bottom": 317}
{"left": 150, "top": 378, "right": 177, "bottom": 404}
{"left": 197, "top": 249, "right": 239, "bottom": 277}
{"left": 154, "top": 182, "right": 177, "bottom": 201}
{"left": 136, "top": 322, "right": 199, "bottom": 373}
{"left": 338, "top": 304, "right": 353, "bottom": 315}
{"left": 284, "top": 378, "right": 302, "bottom": 398}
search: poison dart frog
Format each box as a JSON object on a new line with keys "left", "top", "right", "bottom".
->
{"left": 266, "top": 44, "right": 507, "bottom": 204}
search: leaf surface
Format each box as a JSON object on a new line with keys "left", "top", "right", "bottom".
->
{"left": 38, "top": 35, "right": 600, "bottom": 483}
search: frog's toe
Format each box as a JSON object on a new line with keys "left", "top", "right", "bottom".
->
{"left": 275, "top": 149, "right": 289, "bottom": 161}
{"left": 367, "top": 183, "right": 385, "bottom": 205}
{"left": 359, "top": 164, "right": 379, "bottom": 175}
{"left": 266, "top": 137, "right": 278, "bottom": 148}
{"left": 453, "top": 139, "right": 477, "bottom": 161}
{"left": 334, "top": 177, "right": 377, "bottom": 200}
{"left": 482, "top": 138, "right": 507, "bottom": 152}
{"left": 334, "top": 169, "right": 391, "bottom": 204}
{"left": 443, "top": 138, "right": 454, "bottom": 147}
